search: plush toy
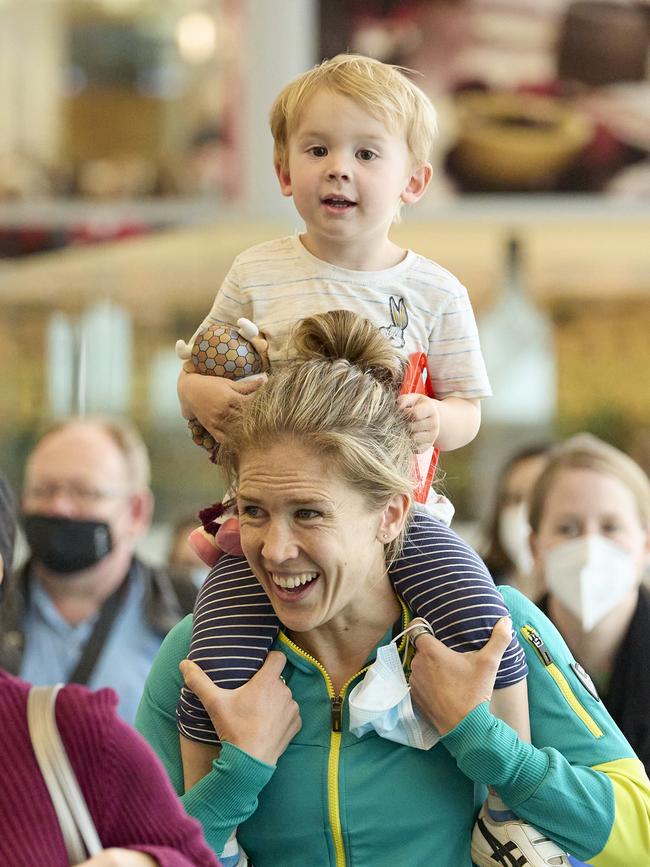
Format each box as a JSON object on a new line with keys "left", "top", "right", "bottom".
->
{"left": 175, "top": 318, "right": 269, "bottom": 567}
{"left": 175, "top": 317, "right": 269, "bottom": 461}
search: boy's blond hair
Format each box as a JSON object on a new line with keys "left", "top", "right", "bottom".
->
{"left": 270, "top": 53, "right": 438, "bottom": 174}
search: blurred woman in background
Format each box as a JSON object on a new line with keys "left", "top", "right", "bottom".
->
{"left": 529, "top": 434, "right": 650, "bottom": 774}
{"left": 481, "top": 444, "right": 550, "bottom": 600}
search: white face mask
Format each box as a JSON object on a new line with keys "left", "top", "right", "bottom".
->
{"left": 348, "top": 621, "right": 440, "bottom": 751}
{"left": 544, "top": 534, "right": 638, "bottom": 632}
{"left": 498, "top": 502, "right": 534, "bottom": 575}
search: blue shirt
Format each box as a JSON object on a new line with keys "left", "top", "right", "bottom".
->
{"left": 21, "top": 567, "right": 164, "bottom": 724}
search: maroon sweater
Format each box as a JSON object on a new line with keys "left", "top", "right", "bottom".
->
{"left": 0, "top": 670, "right": 219, "bottom": 867}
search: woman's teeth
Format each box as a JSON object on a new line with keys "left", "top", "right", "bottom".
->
{"left": 272, "top": 572, "right": 318, "bottom": 590}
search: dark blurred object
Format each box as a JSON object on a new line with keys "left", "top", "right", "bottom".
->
{"left": 449, "top": 91, "right": 593, "bottom": 192}
{"left": 564, "top": 82, "right": 650, "bottom": 192}
{"left": 558, "top": 2, "right": 650, "bottom": 88}
{"left": 0, "top": 228, "right": 69, "bottom": 259}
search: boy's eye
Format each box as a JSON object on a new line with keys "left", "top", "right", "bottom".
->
{"left": 357, "top": 149, "right": 376, "bottom": 161}
{"left": 308, "top": 146, "right": 328, "bottom": 157}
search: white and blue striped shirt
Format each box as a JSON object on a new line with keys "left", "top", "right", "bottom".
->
{"left": 198, "top": 235, "right": 492, "bottom": 400}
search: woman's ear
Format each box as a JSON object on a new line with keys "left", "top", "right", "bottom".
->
{"left": 401, "top": 162, "right": 433, "bottom": 205}
{"left": 275, "top": 162, "right": 293, "bottom": 198}
{"left": 377, "top": 493, "right": 410, "bottom": 543}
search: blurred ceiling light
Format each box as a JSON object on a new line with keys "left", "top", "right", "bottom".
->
{"left": 176, "top": 12, "right": 217, "bottom": 64}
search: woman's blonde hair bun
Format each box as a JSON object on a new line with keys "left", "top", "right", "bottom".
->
{"left": 292, "top": 308, "right": 404, "bottom": 387}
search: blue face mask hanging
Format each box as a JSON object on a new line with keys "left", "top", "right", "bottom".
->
{"left": 348, "top": 619, "right": 440, "bottom": 751}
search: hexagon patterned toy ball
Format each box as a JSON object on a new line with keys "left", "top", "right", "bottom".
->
{"left": 175, "top": 318, "right": 269, "bottom": 460}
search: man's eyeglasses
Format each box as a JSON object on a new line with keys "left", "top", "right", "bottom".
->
{"left": 23, "top": 483, "right": 129, "bottom": 506}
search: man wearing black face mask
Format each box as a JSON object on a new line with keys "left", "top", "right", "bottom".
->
{"left": 0, "top": 418, "right": 183, "bottom": 725}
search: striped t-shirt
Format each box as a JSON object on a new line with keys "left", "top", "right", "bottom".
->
{"left": 199, "top": 235, "right": 492, "bottom": 400}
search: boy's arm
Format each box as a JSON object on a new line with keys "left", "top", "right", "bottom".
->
{"left": 398, "top": 393, "right": 481, "bottom": 453}
{"left": 177, "top": 368, "right": 266, "bottom": 443}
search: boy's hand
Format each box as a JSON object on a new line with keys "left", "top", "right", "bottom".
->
{"left": 398, "top": 393, "right": 440, "bottom": 453}
{"left": 178, "top": 370, "right": 267, "bottom": 442}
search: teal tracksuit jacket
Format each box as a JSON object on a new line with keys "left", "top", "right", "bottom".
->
{"left": 136, "top": 587, "right": 650, "bottom": 867}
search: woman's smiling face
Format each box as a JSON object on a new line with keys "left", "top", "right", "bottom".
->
{"left": 237, "top": 440, "right": 396, "bottom": 635}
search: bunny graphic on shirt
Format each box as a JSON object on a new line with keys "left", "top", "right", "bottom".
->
{"left": 379, "top": 296, "right": 408, "bottom": 348}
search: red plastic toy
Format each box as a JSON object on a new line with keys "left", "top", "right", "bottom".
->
{"left": 400, "top": 352, "right": 439, "bottom": 503}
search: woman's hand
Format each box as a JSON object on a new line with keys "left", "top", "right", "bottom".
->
{"left": 180, "top": 650, "right": 301, "bottom": 766}
{"left": 177, "top": 369, "right": 267, "bottom": 441}
{"left": 409, "top": 617, "right": 512, "bottom": 735}
{"left": 79, "top": 851, "right": 156, "bottom": 867}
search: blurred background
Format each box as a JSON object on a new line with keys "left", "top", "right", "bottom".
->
{"left": 2, "top": 0, "right": 650, "bottom": 552}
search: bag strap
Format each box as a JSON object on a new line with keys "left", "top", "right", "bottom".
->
{"left": 68, "top": 575, "right": 130, "bottom": 686}
{"left": 27, "top": 684, "right": 103, "bottom": 864}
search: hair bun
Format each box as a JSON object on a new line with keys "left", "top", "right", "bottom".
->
{"left": 292, "top": 309, "right": 403, "bottom": 386}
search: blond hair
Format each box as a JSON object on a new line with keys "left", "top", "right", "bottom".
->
{"left": 218, "top": 310, "right": 416, "bottom": 559}
{"left": 528, "top": 433, "right": 650, "bottom": 532}
{"left": 270, "top": 53, "right": 438, "bottom": 175}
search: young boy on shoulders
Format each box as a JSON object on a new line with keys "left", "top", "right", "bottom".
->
{"left": 179, "top": 54, "right": 486, "bottom": 457}
{"left": 176, "top": 55, "right": 566, "bottom": 867}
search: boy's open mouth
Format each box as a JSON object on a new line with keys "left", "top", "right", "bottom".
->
{"left": 322, "top": 196, "right": 356, "bottom": 209}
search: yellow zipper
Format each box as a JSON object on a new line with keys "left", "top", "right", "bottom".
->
{"left": 278, "top": 601, "right": 410, "bottom": 867}
{"left": 520, "top": 625, "right": 603, "bottom": 739}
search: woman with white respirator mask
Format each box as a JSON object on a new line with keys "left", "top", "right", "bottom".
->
{"left": 529, "top": 433, "right": 650, "bottom": 775}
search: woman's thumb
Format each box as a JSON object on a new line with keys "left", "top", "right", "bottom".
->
{"left": 489, "top": 617, "right": 513, "bottom": 655}
{"left": 180, "top": 659, "right": 223, "bottom": 707}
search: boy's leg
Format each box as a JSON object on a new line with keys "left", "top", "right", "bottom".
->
{"left": 389, "top": 511, "right": 527, "bottom": 682}
{"left": 389, "top": 513, "right": 568, "bottom": 866}
{"left": 177, "top": 553, "right": 280, "bottom": 744}
{"left": 181, "top": 737, "right": 220, "bottom": 791}
{"left": 490, "top": 679, "right": 531, "bottom": 742}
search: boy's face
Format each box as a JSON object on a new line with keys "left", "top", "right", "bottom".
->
{"left": 275, "top": 88, "right": 431, "bottom": 268}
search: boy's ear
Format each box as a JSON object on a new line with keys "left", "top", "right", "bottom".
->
{"left": 275, "top": 162, "right": 293, "bottom": 198}
{"left": 401, "top": 162, "right": 433, "bottom": 205}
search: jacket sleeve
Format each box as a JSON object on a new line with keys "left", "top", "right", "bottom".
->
{"left": 135, "top": 617, "right": 275, "bottom": 856}
{"left": 440, "top": 586, "right": 650, "bottom": 866}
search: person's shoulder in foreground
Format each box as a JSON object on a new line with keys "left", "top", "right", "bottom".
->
{"left": 0, "top": 668, "right": 219, "bottom": 867}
